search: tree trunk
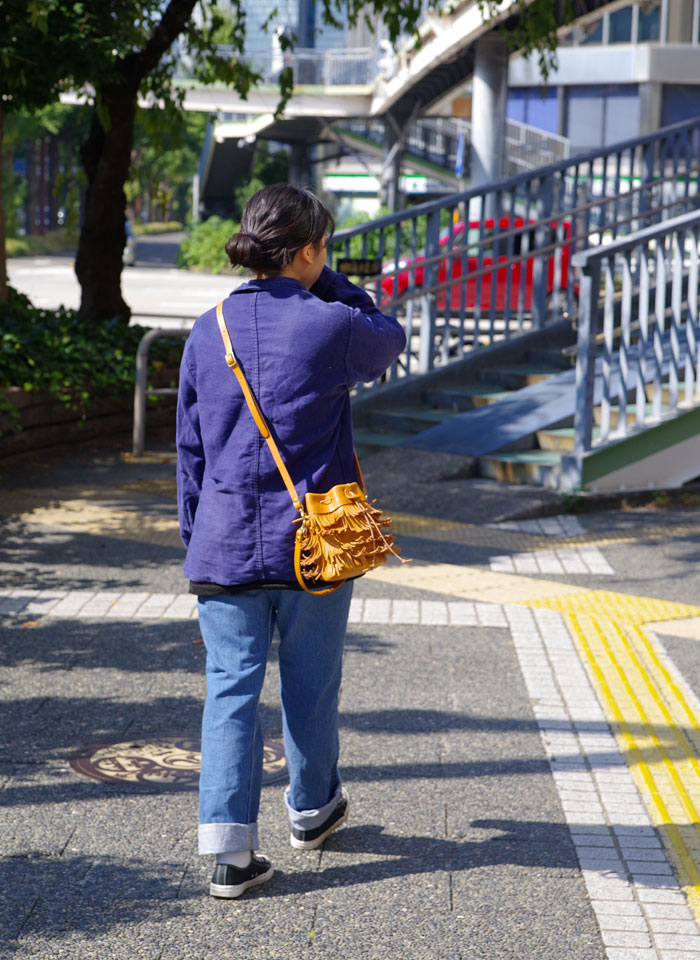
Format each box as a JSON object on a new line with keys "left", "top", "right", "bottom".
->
{"left": 74, "top": 0, "right": 198, "bottom": 323}
{"left": 75, "top": 86, "right": 137, "bottom": 323}
{"left": 0, "top": 100, "right": 7, "bottom": 304}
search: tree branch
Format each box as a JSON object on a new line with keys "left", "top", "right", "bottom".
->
{"left": 123, "top": 0, "right": 199, "bottom": 90}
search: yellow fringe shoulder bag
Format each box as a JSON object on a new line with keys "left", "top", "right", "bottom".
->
{"left": 216, "top": 301, "right": 405, "bottom": 595}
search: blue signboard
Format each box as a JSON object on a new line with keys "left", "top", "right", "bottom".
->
{"left": 455, "top": 129, "right": 465, "bottom": 179}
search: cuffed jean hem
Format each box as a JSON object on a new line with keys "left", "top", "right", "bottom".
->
{"left": 198, "top": 822, "right": 259, "bottom": 855}
{"left": 284, "top": 784, "right": 344, "bottom": 832}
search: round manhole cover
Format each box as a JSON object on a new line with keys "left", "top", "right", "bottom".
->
{"left": 69, "top": 735, "right": 287, "bottom": 790}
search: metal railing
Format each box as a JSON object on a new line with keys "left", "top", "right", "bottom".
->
{"left": 503, "top": 119, "right": 570, "bottom": 175}
{"left": 285, "top": 47, "right": 374, "bottom": 86}
{"left": 330, "top": 115, "right": 700, "bottom": 394}
{"left": 210, "top": 45, "right": 375, "bottom": 86}
{"left": 339, "top": 116, "right": 570, "bottom": 180}
{"left": 572, "top": 208, "right": 700, "bottom": 461}
{"left": 132, "top": 328, "right": 189, "bottom": 457}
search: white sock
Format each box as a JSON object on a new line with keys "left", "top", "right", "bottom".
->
{"left": 217, "top": 850, "right": 252, "bottom": 868}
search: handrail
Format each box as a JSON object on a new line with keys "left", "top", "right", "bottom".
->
{"left": 571, "top": 209, "right": 700, "bottom": 268}
{"left": 132, "top": 327, "right": 190, "bottom": 457}
{"left": 331, "top": 115, "right": 700, "bottom": 245}
{"left": 572, "top": 207, "right": 700, "bottom": 464}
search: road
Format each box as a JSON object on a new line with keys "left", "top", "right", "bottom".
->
{"left": 7, "top": 232, "right": 244, "bottom": 328}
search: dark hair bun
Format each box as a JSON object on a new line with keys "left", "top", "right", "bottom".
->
{"left": 224, "top": 184, "right": 334, "bottom": 276}
{"left": 225, "top": 232, "right": 280, "bottom": 273}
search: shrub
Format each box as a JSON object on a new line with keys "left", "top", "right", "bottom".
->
{"left": 134, "top": 221, "right": 184, "bottom": 235}
{"left": 176, "top": 216, "right": 240, "bottom": 274}
{"left": 0, "top": 287, "right": 183, "bottom": 431}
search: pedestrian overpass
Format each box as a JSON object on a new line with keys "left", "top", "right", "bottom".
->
{"left": 182, "top": 0, "right": 620, "bottom": 209}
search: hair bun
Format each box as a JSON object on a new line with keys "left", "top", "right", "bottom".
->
{"left": 225, "top": 231, "right": 275, "bottom": 272}
{"left": 224, "top": 184, "right": 334, "bottom": 275}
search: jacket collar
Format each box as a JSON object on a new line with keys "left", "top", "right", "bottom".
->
{"left": 231, "top": 276, "right": 306, "bottom": 295}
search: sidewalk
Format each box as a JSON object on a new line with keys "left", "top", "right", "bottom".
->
{"left": 3, "top": 440, "right": 700, "bottom": 959}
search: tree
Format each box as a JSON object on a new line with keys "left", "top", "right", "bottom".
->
{"left": 126, "top": 111, "right": 207, "bottom": 225}
{"left": 2, "top": 0, "right": 583, "bottom": 319}
{"left": 3, "top": 104, "right": 89, "bottom": 241}
{"left": 0, "top": 1, "right": 98, "bottom": 301}
{"left": 72, "top": 0, "right": 449, "bottom": 324}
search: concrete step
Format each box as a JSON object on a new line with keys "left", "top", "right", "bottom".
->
{"left": 536, "top": 427, "right": 602, "bottom": 453}
{"left": 644, "top": 384, "right": 700, "bottom": 406}
{"left": 593, "top": 403, "right": 655, "bottom": 429}
{"left": 478, "top": 364, "right": 564, "bottom": 391}
{"left": 367, "top": 406, "right": 457, "bottom": 434}
{"left": 478, "top": 449, "right": 563, "bottom": 487}
{"left": 526, "top": 348, "right": 574, "bottom": 370}
{"left": 353, "top": 429, "right": 412, "bottom": 458}
{"left": 423, "top": 385, "right": 513, "bottom": 412}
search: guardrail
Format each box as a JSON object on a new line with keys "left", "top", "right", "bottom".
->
{"left": 132, "top": 328, "right": 190, "bottom": 457}
{"left": 330, "top": 115, "right": 700, "bottom": 394}
{"left": 208, "top": 45, "right": 375, "bottom": 86}
{"left": 572, "top": 208, "right": 700, "bottom": 461}
{"left": 339, "top": 116, "right": 570, "bottom": 181}
{"left": 285, "top": 47, "right": 374, "bottom": 86}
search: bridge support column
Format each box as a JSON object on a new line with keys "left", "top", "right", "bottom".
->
{"left": 289, "top": 143, "right": 312, "bottom": 188}
{"left": 380, "top": 114, "right": 405, "bottom": 213}
{"left": 470, "top": 34, "right": 508, "bottom": 215}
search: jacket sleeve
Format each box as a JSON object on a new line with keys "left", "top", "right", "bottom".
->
{"left": 176, "top": 342, "right": 204, "bottom": 548}
{"left": 310, "top": 266, "right": 407, "bottom": 385}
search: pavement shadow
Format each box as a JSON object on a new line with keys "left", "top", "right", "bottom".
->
{"left": 340, "top": 708, "right": 540, "bottom": 734}
{"left": 3, "top": 819, "right": 679, "bottom": 947}
{"left": 0, "top": 522, "right": 185, "bottom": 592}
{"left": 1, "top": 853, "right": 189, "bottom": 948}
{"left": 242, "top": 818, "right": 675, "bottom": 899}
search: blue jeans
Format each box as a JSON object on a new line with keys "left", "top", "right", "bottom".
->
{"left": 196, "top": 582, "right": 352, "bottom": 855}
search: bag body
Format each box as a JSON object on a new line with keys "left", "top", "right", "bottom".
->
{"left": 294, "top": 481, "right": 395, "bottom": 589}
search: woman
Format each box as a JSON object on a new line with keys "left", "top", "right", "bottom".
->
{"left": 177, "top": 184, "right": 406, "bottom": 899}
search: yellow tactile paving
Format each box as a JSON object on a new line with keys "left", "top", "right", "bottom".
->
{"left": 522, "top": 589, "right": 700, "bottom": 920}
{"left": 366, "top": 561, "right": 591, "bottom": 602}
{"left": 5, "top": 474, "right": 700, "bottom": 554}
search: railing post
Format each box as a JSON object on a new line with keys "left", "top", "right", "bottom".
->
{"left": 532, "top": 173, "right": 553, "bottom": 328}
{"left": 418, "top": 208, "right": 441, "bottom": 372}
{"left": 573, "top": 259, "right": 601, "bottom": 465}
{"left": 133, "top": 329, "right": 159, "bottom": 457}
{"left": 639, "top": 139, "right": 657, "bottom": 229}
{"left": 132, "top": 327, "right": 189, "bottom": 457}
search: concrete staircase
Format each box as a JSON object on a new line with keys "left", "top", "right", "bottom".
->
{"left": 354, "top": 345, "right": 577, "bottom": 488}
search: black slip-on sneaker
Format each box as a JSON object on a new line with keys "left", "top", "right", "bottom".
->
{"left": 290, "top": 790, "right": 350, "bottom": 850}
{"left": 209, "top": 854, "right": 274, "bottom": 898}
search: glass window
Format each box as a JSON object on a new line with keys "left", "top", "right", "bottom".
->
{"left": 638, "top": 6, "right": 660, "bottom": 42}
{"left": 610, "top": 7, "right": 633, "bottom": 43}
{"left": 582, "top": 18, "right": 604, "bottom": 44}
{"left": 603, "top": 85, "right": 640, "bottom": 144}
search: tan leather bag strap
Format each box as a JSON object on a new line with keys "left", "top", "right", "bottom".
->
{"left": 216, "top": 301, "right": 303, "bottom": 513}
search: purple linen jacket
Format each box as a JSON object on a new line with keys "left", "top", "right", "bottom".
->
{"left": 176, "top": 266, "right": 406, "bottom": 586}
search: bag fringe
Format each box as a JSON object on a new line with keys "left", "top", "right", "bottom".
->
{"left": 297, "top": 497, "right": 405, "bottom": 582}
